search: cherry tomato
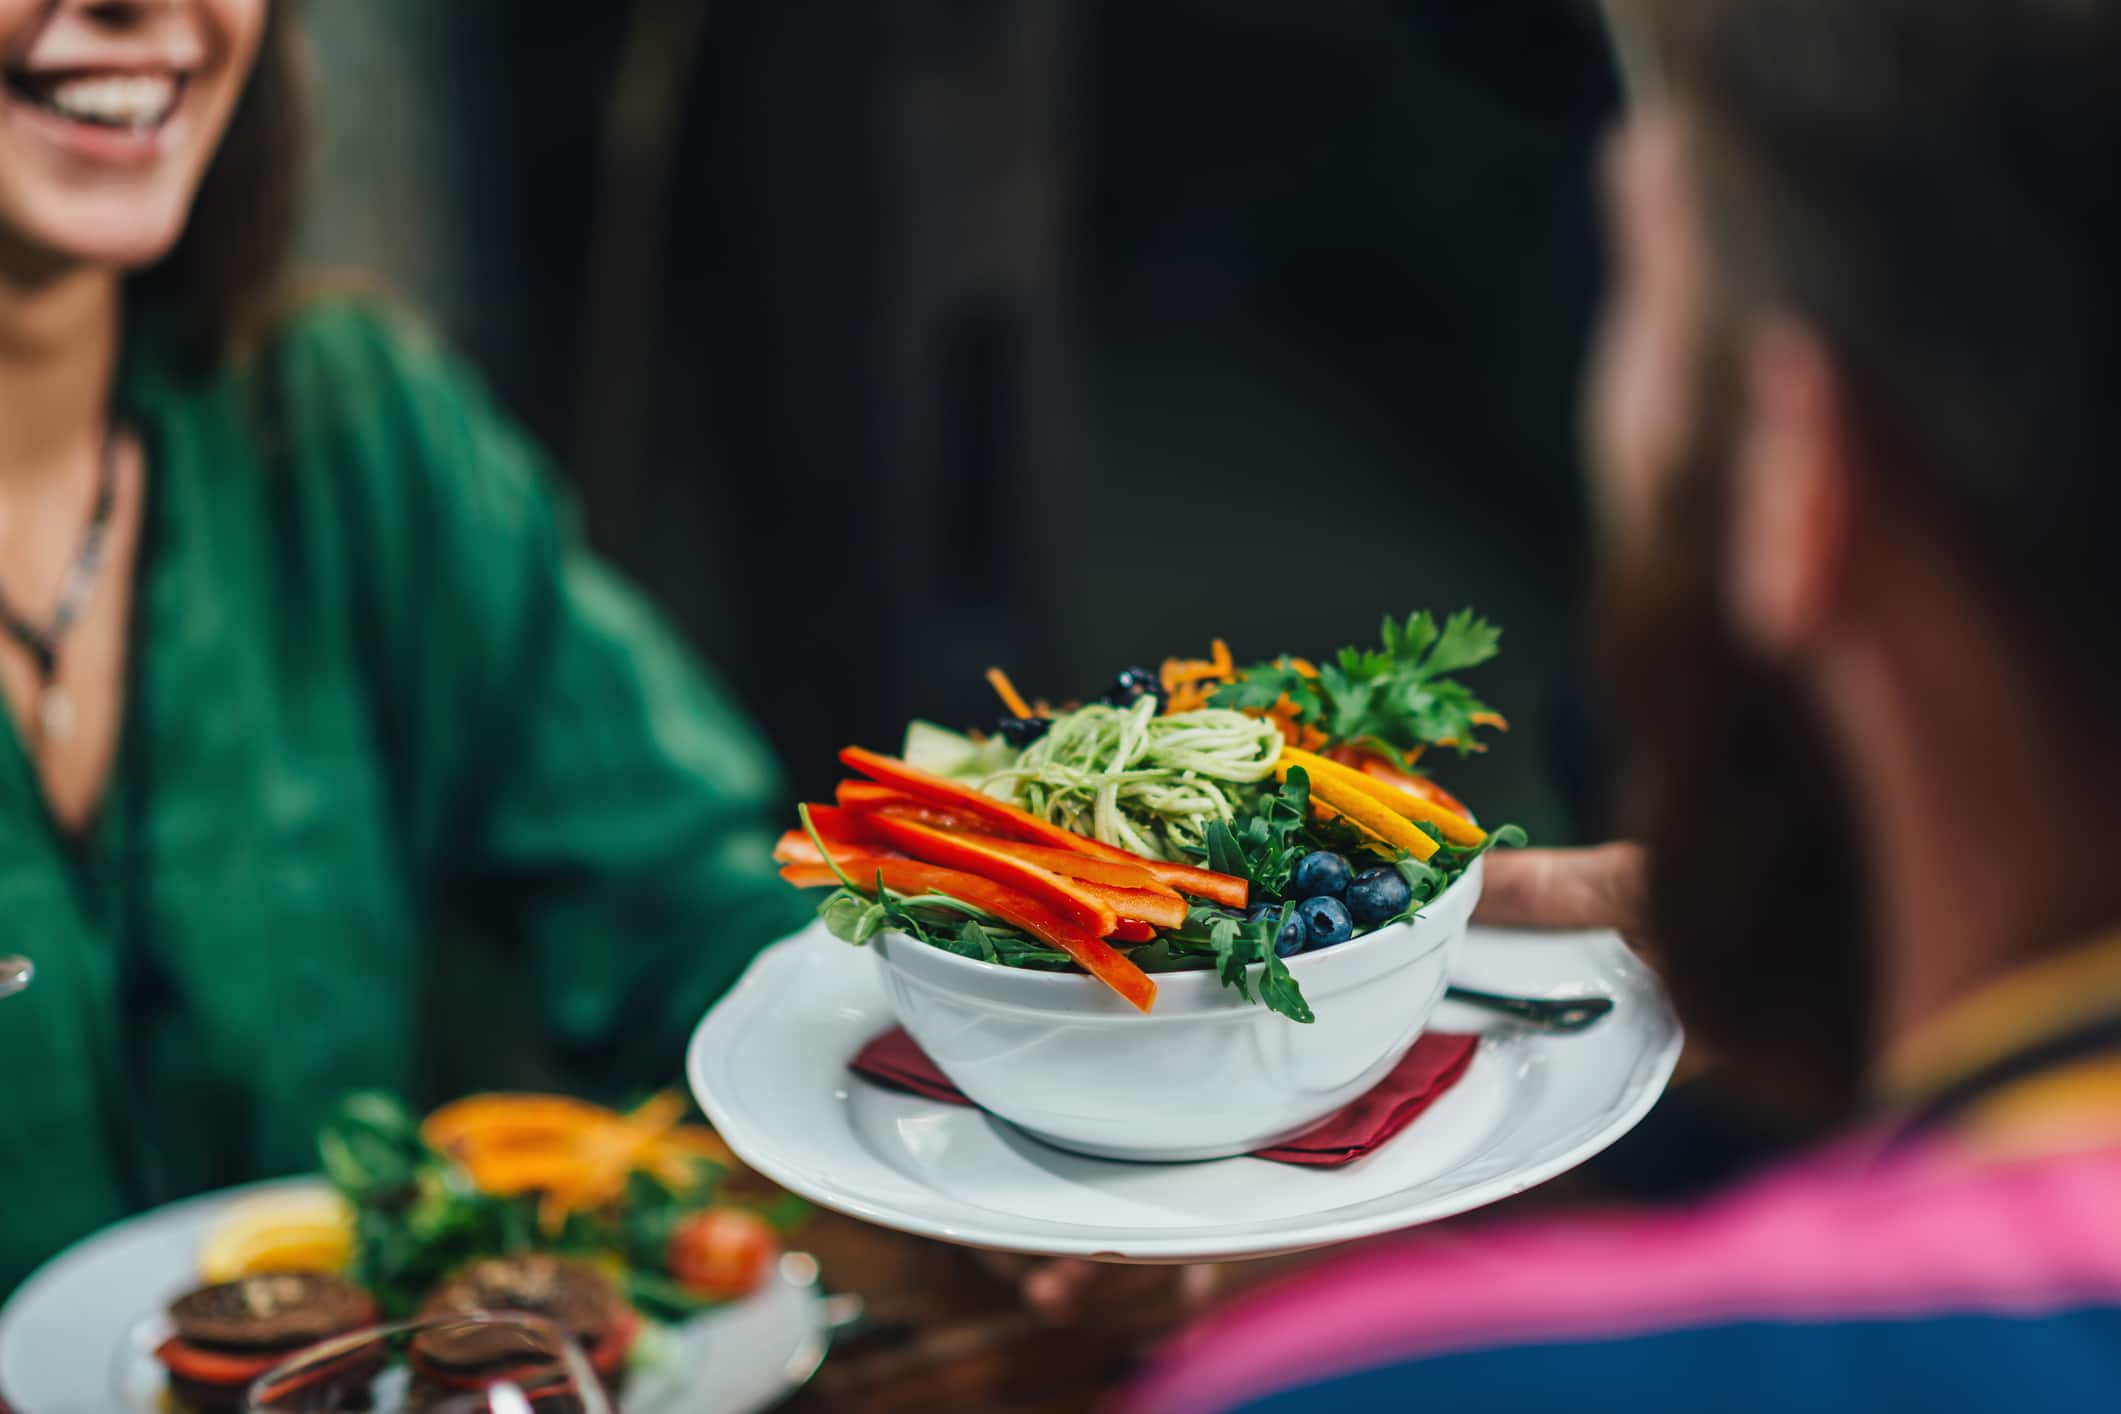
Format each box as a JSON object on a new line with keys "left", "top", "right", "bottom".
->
{"left": 668, "top": 1208, "right": 778, "bottom": 1300}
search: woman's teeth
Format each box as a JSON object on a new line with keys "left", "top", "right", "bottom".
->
{"left": 28, "top": 74, "right": 179, "bottom": 130}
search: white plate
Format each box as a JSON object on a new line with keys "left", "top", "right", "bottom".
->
{"left": 0, "top": 1178, "right": 830, "bottom": 1414}
{"left": 690, "top": 923, "right": 1680, "bottom": 1262}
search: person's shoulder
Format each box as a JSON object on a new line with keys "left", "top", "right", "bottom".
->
{"left": 205, "top": 287, "right": 571, "bottom": 670}
{"left": 253, "top": 283, "right": 460, "bottom": 409}
{"left": 240, "top": 285, "right": 561, "bottom": 556}
{"left": 1120, "top": 1138, "right": 2121, "bottom": 1413}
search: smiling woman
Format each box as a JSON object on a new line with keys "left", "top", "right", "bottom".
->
{"left": 0, "top": 0, "right": 266, "bottom": 269}
{"left": 0, "top": 0, "right": 811, "bottom": 1301}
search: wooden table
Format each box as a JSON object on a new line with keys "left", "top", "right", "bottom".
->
{"left": 769, "top": 1175, "right": 1615, "bottom": 1413}
{"left": 776, "top": 1210, "right": 1295, "bottom": 1414}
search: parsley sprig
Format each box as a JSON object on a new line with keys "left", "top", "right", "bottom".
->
{"left": 1213, "top": 609, "right": 1505, "bottom": 760}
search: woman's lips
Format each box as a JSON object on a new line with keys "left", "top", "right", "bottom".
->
{"left": 2, "top": 67, "right": 190, "bottom": 166}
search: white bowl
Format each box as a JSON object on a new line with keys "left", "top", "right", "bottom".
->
{"left": 868, "top": 855, "right": 1483, "bottom": 1161}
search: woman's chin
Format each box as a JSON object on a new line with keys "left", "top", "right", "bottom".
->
{"left": 0, "top": 207, "right": 187, "bottom": 279}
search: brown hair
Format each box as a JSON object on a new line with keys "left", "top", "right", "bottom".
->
{"left": 128, "top": 2, "right": 310, "bottom": 374}
{"left": 1603, "top": 0, "right": 2121, "bottom": 743}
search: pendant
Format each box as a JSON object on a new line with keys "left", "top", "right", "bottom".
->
{"left": 38, "top": 685, "right": 75, "bottom": 742}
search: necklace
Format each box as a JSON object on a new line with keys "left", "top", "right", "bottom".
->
{"left": 0, "top": 418, "right": 121, "bottom": 746}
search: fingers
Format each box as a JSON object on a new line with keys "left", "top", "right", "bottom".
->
{"left": 1023, "top": 1258, "right": 1095, "bottom": 1320}
{"left": 1474, "top": 843, "right": 1648, "bottom": 942}
{"left": 1013, "top": 1256, "right": 1224, "bottom": 1329}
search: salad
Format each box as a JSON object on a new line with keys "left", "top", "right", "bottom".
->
{"left": 777, "top": 611, "right": 1525, "bottom": 1022}
{"left": 167, "top": 1090, "right": 798, "bottom": 1403}
{"left": 314, "top": 1090, "right": 798, "bottom": 1323}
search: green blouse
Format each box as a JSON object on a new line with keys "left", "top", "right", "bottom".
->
{"left": 0, "top": 302, "right": 812, "bottom": 1295}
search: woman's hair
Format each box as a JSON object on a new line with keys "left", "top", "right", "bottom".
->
{"left": 129, "top": 3, "right": 309, "bottom": 373}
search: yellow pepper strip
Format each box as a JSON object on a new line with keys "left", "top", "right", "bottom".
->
{"left": 1282, "top": 747, "right": 1486, "bottom": 847}
{"left": 1311, "top": 798, "right": 1401, "bottom": 859}
{"left": 423, "top": 1090, "right": 723, "bottom": 1236}
{"left": 1277, "top": 760, "right": 1440, "bottom": 862}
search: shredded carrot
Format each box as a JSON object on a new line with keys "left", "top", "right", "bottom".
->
{"left": 1164, "top": 680, "right": 1215, "bottom": 713}
{"left": 987, "top": 667, "right": 1034, "bottom": 720}
{"left": 1156, "top": 639, "right": 1243, "bottom": 715}
{"left": 1471, "top": 711, "right": 1510, "bottom": 731}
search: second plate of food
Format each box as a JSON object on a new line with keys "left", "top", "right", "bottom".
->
{"left": 0, "top": 1178, "right": 831, "bottom": 1414}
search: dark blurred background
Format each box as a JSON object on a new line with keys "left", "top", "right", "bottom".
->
{"left": 301, "top": 0, "right": 1621, "bottom": 846}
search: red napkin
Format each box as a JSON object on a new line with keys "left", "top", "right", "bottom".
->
{"left": 849, "top": 1027, "right": 1479, "bottom": 1167}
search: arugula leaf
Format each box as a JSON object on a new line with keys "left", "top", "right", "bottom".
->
{"left": 1160, "top": 903, "right": 1315, "bottom": 1023}
{"left": 1202, "top": 817, "right": 1248, "bottom": 881}
{"left": 1209, "top": 913, "right": 1253, "bottom": 1000}
{"left": 931, "top": 919, "right": 1002, "bottom": 964}
{"left": 1203, "top": 769, "right": 1315, "bottom": 900}
{"left": 818, "top": 889, "right": 887, "bottom": 945}
{"left": 1258, "top": 950, "right": 1315, "bottom": 1024}
{"left": 990, "top": 930, "right": 1075, "bottom": 970}
{"left": 1485, "top": 823, "right": 1530, "bottom": 850}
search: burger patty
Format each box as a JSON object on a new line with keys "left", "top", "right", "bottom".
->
{"left": 419, "top": 1254, "right": 626, "bottom": 1346}
{"left": 169, "top": 1272, "right": 377, "bottom": 1349}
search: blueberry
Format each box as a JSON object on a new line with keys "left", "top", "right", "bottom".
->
{"left": 1290, "top": 851, "right": 1352, "bottom": 901}
{"left": 1297, "top": 896, "right": 1354, "bottom": 949}
{"left": 994, "top": 716, "right": 1052, "bottom": 747}
{"left": 1273, "top": 907, "right": 1310, "bottom": 957}
{"left": 1101, "top": 666, "right": 1162, "bottom": 708}
{"left": 1346, "top": 867, "right": 1414, "bottom": 927}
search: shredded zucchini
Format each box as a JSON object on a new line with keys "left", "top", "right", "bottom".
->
{"left": 979, "top": 698, "right": 1283, "bottom": 859}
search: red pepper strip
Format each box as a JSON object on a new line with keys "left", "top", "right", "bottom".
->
{"left": 848, "top": 793, "right": 1175, "bottom": 892}
{"left": 837, "top": 780, "right": 989, "bottom": 831}
{"left": 775, "top": 830, "right": 822, "bottom": 865}
{"left": 781, "top": 855, "right": 1179, "bottom": 931}
{"left": 837, "top": 748, "right": 1251, "bottom": 907}
{"left": 799, "top": 802, "right": 871, "bottom": 840}
{"left": 778, "top": 858, "right": 1157, "bottom": 1013}
{"left": 779, "top": 851, "right": 893, "bottom": 883}
{"left": 1071, "top": 881, "right": 1187, "bottom": 929}
{"left": 776, "top": 820, "right": 888, "bottom": 866}
{"left": 860, "top": 813, "right": 1119, "bottom": 937}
